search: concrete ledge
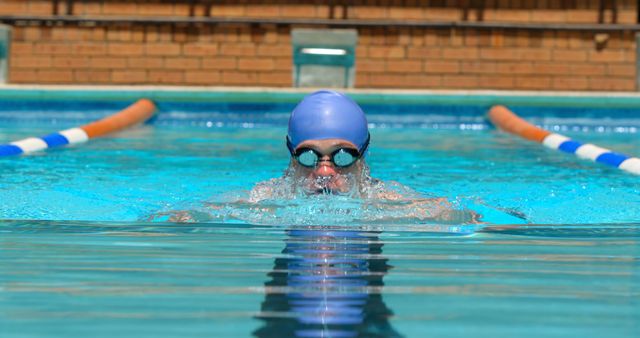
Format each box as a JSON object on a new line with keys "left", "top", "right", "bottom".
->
{"left": 2, "top": 84, "right": 640, "bottom": 109}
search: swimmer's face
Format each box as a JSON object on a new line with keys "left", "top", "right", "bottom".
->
{"left": 292, "top": 138, "right": 363, "bottom": 195}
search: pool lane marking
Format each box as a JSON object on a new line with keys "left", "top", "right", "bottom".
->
{"left": 488, "top": 105, "right": 640, "bottom": 176}
{"left": 0, "top": 98, "right": 156, "bottom": 157}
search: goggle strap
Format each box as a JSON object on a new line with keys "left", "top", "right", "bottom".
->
{"left": 286, "top": 136, "right": 295, "bottom": 155}
{"left": 358, "top": 133, "right": 371, "bottom": 157}
{"left": 287, "top": 132, "right": 370, "bottom": 158}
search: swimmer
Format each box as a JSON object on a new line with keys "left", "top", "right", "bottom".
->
{"left": 151, "top": 90, "right": 480, "bottom": 224}
{"left": 247, "top": 90, "right": 480, "bottom": 223}
{"left": 249, "top": 90, "right": 376, "bottom": 200}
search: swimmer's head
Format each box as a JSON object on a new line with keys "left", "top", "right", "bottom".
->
{"left": 287, "top": 90, "right": 369, "bottom": 154}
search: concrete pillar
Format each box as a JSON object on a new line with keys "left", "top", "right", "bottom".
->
{"left": 0, "top": 24, "right": 10, "bottom": 84}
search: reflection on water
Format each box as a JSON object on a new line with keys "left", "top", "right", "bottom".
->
{"left": 254, "top": 228, "right": 402, "bottom": 338}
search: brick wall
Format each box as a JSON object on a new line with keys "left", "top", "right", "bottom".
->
{"left": 1, "top": 0, "right": 638, "bottom": 90}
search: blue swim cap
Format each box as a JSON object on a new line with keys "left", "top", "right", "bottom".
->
{"left": 287, "top": 90, "right": 369, "bottom": 151}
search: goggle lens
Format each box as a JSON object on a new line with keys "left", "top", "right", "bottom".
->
{"left": 333, "top": 149, "right": 357, "bottom": 167}
{"left": 297, "top": 150, "right": 318, "bottom": 167}
{"left": 294, "top": 148, "right": 360, "bottom": 168}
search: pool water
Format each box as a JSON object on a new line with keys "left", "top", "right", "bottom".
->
{"left": 1, "top": 100, "right": 639, "bottom": 337}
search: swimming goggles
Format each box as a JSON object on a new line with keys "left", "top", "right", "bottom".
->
{"left": 286, "top": 133, "right": 370, "bottom": 168}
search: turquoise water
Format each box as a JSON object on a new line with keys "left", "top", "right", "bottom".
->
{"left": 1, "top": 102, "right": 639, "bottom": 337}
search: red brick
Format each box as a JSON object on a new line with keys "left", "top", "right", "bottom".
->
{"left": 128, "top": 57, "right": 164, "bottom": 69}
{"left": 442, "top": 75, "right": 479, "bottom": 89}
{"left": 22, "top": 26, "right": 41, "bottom": 41}
{"left": 173, "top": 3, "right": 191, "bottom": 16}
{"left": 358, "top": 59, "right": 386, "bottom": 73}
{"left": 74, "top": 70, "right": 111, "bottom": 84}
{"left": 368, "top": 46, "right": 405, "bottom": 59}
{"left": 52, "top": 57, "right": 91, "bottom": 69}
{"left": 0, "top": 1, "right": 27, "bottom": 15}
{"left": 257, "top": 45, "right": 291, "bottom": 57}
{"left": 102, "top": 2, "right": 138, "bottom": 15}
{"left": 407, "top": 46, "right": 442, "bottom": 59}
{"left": 245, "top": 5, "right": 280, "bottom": 17}
{"left": 388, "top": 8, "right": 423, "bottom": 20}
{"left": 11, "top": 56, "right": 52, "bottom": 68}
{"left": 588, "top": 50, "right": 627, "bottom": 63}
{"left": 403, "top": 75, "right": 442, "bottom": 88}
{"left": 28, "top": 1, "right": 52, "bottom": 15}
{"left": 423, "top": 8, "right": 459, "bottom": 21}
{"left": 10, "top": 43, "right": 34, "bottom": 55}
{"left": 73, "top": 44, "right": 108, "bottom": 56}
{"left": 424, "top": 61, "right": 460, "bottom": 74}
{"left": 478, "top": 76, "right": 516, "bottom": 90}
{"left": 37, "top": 70, "right": 74, "bottom": 83}
{"left": 90, "top": 57, "right": 128, "bottom": 69}
{"left": 279, "top": 5, "right": 317, "bottom": 19}
{"left": 141, "top": 3, "right": 174, "bottom": 16}
{"left": 531, "top": 63, "right": 572, "bottom": 75}
{"left": 589, "top": 77, "right": 635, "bottom": 91}
{"left": 106, "top": 26, "right": 132, "bottom": 42}
{"left": 108, "top": 43, "right": 144, "bottom": 56}
{"left": 496, "top": 62, "right": 534, "bottom": 75}
{"left": 565, "top": 10, "right": 599, "bottom": 23}
{"left": 460, "top": 61, "right": 498, "bottom": 74}
{"left": 442, "top": 48, "right": 479, "bottom": 60}
{"left": 258, "top": 72, "right": 291, "bottom": 86}
{"left": 383, "top": 59, "right": 421, "bottom": 73}
{"left": 273, "top": 58, "right": 292, "bottom": 71}
{"left": 238, "top": 58, "right": 274, "bottom": 71}
{"left": 183, "top": 44, "right": 219, "bottom": 56}
{"left": 9, "top": 70, "right": 38, "bottom": 83}
{"left": 570, "top": 64, "right": 606, "bottom": 76}
{"left": 616, "top": 12, "right": 636, "bottom": 24}
{"left": 552, "top": 50, "right": 588, "bottom": 62}
{"left": 367, "top": 74, "right": 409, "bottom": 88}
{"left": 33, "top": 43, "right": 72, "bottom": 56}
{"left": 221, "top": 71, "right": 259, "bottom": 85}
{"left": 608, "top": 65, "right": 635, "bottom": 77}
{"left": 148, "top": 70, "right": 184, "bottom": 84}
{"left": 350, "top": 6, "right": 388, "bottom": 19}
{"left": 78, "top": 1, "right": 101, "bottom": 15}
{"left": 484, "top": 10, "right": 531, "bottom": 22}
{"left": 220, "top": 43, "right": 256, "bottom": 57}
{"left": 553, "top": 77, "right": 589, "bottom": 91}
{"left": 211, "top": 5, "right": 246, "bottom": 16}
{"left": 112, "top": 70, "right": 147, "bottom": 84}
{"left": 515, "top": 76, "right": 552, "bottom": 90}
{"left": 145, "top": 43, "right": 181, "bottom": 56}
{"left": 202, "top": 57, "right": 237, "bottom": 70}
{"left": 165, "top": 58, "right": 201, "bottom": 70}
{"left": 530, "top": 10, "right": 566, "bottom": 23}
{"left": 185, "top": 71, "right": 221, "bottom": 85}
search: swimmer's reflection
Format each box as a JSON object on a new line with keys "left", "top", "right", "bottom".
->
{"left": 254, "top": 228, "right": 402, "bottom": 338}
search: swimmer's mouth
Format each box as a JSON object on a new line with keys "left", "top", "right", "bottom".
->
{"left": 314, "top": 187, "right": 334, "bottom": 195}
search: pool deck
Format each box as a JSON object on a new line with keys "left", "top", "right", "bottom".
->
{"left": 2, "top": 84, "right": 640, "bottom": 108}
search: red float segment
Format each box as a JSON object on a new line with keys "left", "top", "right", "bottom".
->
{"left": 487, "top": 105, "right": 550, "bottom": 143}
{"left": 80, "top": 98, "right": 157, "bottom": 138}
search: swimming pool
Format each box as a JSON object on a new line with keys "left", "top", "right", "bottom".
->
{"left": 1, "top": 87, "right": 638, "bottom": 337}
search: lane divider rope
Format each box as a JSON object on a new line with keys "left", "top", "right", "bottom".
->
{"left": 487, "top": 105, "right": 640, "bottom": 176}
{"left": 0, "top": 99, "right": 156, "bottom": 157}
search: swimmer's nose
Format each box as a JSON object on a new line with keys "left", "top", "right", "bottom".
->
{"left": 314, "top": 162, "right": 337, "bottom": 177}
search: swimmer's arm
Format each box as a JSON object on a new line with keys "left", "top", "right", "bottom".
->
{"left": 145, "top": 209, "right": 214, "bottom": 223}
{"left": 371, "top": 196, "right": 482, "bottom": 224}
